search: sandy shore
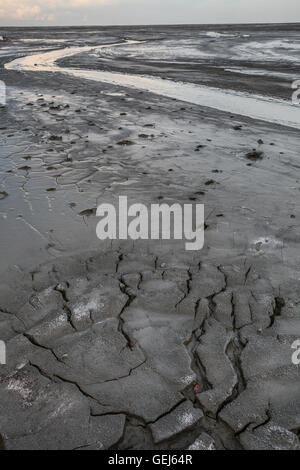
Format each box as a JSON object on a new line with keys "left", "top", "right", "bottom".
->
{"left": 0, "top": 31, "right": 300, "bottom": 450}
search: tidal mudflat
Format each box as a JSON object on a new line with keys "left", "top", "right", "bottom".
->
{"left": 0, "top": 24, "right": 300, "bottom": 450}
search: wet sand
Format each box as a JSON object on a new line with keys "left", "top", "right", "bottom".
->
{"left": 0, "top": 25, "right": 300, "bottom": 450}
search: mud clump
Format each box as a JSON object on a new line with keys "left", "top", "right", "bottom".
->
{"left": 79, "top": 208, "right": 96, "bottom": 217}
{"left": 117, "top": 140, "right": 135, "bottom": 146}
{"left": 0, "top": 191, "right": 8, "bottom": 200}
{"left": 246, "top": 150, "right": 264, "bottom": 161}
{"left": 195, "top": 144, "right": 206, "bottom": 152}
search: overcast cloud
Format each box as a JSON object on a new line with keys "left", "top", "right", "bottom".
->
{"left": 0, "top": 0, "right": 299, "bottom": 26}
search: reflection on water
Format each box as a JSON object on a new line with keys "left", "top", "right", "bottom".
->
{"left": 5, "top": 40, "right": 300, "bottom": 129}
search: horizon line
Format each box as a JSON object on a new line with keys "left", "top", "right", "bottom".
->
{"left": 1, "top": 21, "right": 300, "bottom": 28}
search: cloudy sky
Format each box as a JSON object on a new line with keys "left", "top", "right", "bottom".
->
{"left": 0, "top": 0, "right": 299, "bottom": 26}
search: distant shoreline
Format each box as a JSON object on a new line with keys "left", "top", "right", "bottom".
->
{"left": 1, "top": 21, "right": 300, "bottom": 29}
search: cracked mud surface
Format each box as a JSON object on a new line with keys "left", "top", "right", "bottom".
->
{"left": 1, "top": 248, "right": 300, "bottom": 450}
{"left": 1, "top": 28, "right": 300, "bottom": 450}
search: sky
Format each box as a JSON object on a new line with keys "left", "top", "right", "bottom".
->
{"left": 0, "top": 0, "right": 299, "bottom": 26}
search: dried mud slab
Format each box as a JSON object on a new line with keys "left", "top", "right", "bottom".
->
{"left": 0, "top": 250, "right": 299, "bottom": 450}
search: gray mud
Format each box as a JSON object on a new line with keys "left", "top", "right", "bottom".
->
{"left": 0, "top": 25, "right": 300, "bottom": 450}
